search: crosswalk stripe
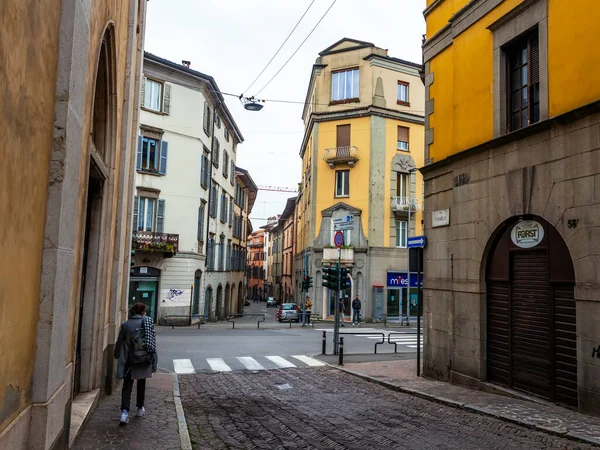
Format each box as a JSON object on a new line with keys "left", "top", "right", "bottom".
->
{"left": 406, "top": 344, "right": 423, "bottom": 348}
{"left": 237, "top": 356, "right": 266, "bottom": 371}
{"left": 291, "top": 355, "right": 326, "bottom": 367}
{"left": 206, "top": 358, "right": 232, "bottom": 372}
{"left": 265, "top": 356, "right": 296, "bottom": 368}
{"left": 173, "top": 359, "right": 195, "bottom": 374}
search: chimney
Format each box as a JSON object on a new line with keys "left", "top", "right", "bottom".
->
{"left": 182, "top": 60, "right": 191, "bottom": 68}
{"left": 385, "top": 49, "right": 389, "bottom": 56}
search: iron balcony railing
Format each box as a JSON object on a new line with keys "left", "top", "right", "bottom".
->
{"left": 323, "top": 146, "right": 359, "bottom": 168}
{"left": 391, "top": 196, "right": 420, "bottom": 213}
{"left": 132, "top": 230, "right": 179, "bottom": 256}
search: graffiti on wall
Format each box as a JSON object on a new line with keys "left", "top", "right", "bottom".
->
{"left": 166, "top": 289, "right": 184, "bottom": 301}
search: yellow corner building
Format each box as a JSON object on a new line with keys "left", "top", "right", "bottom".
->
{"left": 294, "top": 38, "right": 425, "bottom": 322}
{"left": 421, "top": 0, "right": 600, "bottom": 414}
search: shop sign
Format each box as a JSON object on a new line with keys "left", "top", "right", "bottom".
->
{"left": 386, "top": 272, "right": 423, "bottom": 288}
{"left": 511, "top": 220, "right": 544, "bottom": 249}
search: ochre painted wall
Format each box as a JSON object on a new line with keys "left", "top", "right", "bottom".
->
{"left": 0, "top": 0, "right": 61, "bottom": 433}
{"left": 548, "top": 0, "right": 600, "bottom": 116}
{"left": 426, "top": 0, "right": 471, "bottom": 39}
{"left": 315, "top": 117, "right": 371, "bottom": 239}
{"left": 384, "top": 118, "right": 425, "bottom": 247}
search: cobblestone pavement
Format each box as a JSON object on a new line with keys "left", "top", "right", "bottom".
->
{"left": 341, "top": 359, "right": 600, "bottom": 445}
{"left": 179, "top": 367, "right": 595, "bottom": 450}
{"left": 73, "top": 373, "right": 181, "bottom": 450}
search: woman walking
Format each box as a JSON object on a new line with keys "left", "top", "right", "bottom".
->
{"left": 114, "top": 302, "right": 157, "bottom": 425}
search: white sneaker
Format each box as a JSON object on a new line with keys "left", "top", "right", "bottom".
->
{"left": 136, "top": 407, "right": 145, "bottom": 417}
{"left": 119, "top": 411, "right": 129, "bottom": 425}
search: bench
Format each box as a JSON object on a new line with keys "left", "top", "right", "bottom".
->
{"left": 226, "top": 313, "right": 267, "bottom": 329}
{"left": 164, "top": 314, "right": 208, "bottom": 329}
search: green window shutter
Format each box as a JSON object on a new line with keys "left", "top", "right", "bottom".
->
{"left": 156, "top": 199, "right": 165, "bottom": 233}
{"left": 162, "top": 83, "right": 171, "bottom": 114}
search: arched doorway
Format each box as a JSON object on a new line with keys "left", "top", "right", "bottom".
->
{"left": 204, "top": 286, "right": 212, "bottom": 318}
{"left": 216, "top": 284, "right": 223, "bottom": 320}
{"left": 486, "top": 216, "right": 577, "bottom": 407}
{"left": 192, "top": 270, "right": 202, "bottom": 315}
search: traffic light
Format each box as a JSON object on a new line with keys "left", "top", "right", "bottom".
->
{"left": 130, "top": 250, "right": 136, "bottom": 275}
{"left": 306, "top": 275, "right": 313, "bottom": 289}
{"left": 322, "top": 265, "right": 338, "bottom": 291}
{"left": 339, "top": 267, "right": 351, "bottom": 289}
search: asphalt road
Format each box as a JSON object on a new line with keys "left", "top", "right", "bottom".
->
{"left": 156, "top": 302, "right": 421, "bottom": 373}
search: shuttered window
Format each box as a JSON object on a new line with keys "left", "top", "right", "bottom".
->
{"left": 201, "top": 153, "right": 209, "bottom": 188}
{"left": 203, "top": 102, "right": 212, "bottom": 137}
{"left": 223, "top": 151, "right": 229, "bottom": 178}
{"left": 197, "top": 204, "right": 205, "bottom": 243}
{"left": 397, "top": 81, "right": 409, "bottom": 105}
{"left": 336, "top": 124, "right": 350, "bottom": 147}
{"left": 397, "top": 126, "right": 409, "bottom": 151}
{"left": 212, "top": 139, "right": 220, "bottom": 168}
{"left": 230, "top": 161, "right": 235, "bottom": 185}
{"left": 136, "top": 136, "right": 168, "bottom": 174}
{"left": 228, "top": 198, "right": 233, "bottom": 227}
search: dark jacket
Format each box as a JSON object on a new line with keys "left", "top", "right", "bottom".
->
{"left": 114, "top": 314, "right": 157, "bottom": 380}
{"left": 339, "top": 302, "right": 345, "bottom": 314}
{"left": 352, "top": 298, "right": 361, "bottom": 310}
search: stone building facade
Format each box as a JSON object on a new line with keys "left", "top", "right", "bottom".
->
{"left": 0, "top": 1, "right": 147, "bottom": 448}
{"left": 421, "top": 0, "right": 600, "bottom": 414}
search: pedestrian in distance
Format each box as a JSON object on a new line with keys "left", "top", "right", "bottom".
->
{"left": 305, "top": 295, "right": 313, "bottom": 325}
{"left": 114, "top": 302, "right": 157, "bottom": 425}
{"left": 352, "top": 294, "right": 361, "bottom": 325}
{"left": 339, "top": 298, "right": 346, "bottom": 327}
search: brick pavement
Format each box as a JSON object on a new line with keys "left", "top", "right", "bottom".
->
{"left": 178, "top": 367, "right": 593, "bottom": 449}
{"left": 73, "top": 373, "right": 182, "bottom": 450}
{"left": 339, "top": 359, "right": 600, "bottom": 447}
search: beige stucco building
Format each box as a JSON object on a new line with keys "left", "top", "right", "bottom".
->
{"left": 0, "top": 1, "right": 147, "bottom": 448}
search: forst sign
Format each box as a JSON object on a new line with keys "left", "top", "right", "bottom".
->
{"left": 386, "top": 272, "right": 423, "bottom": 288}
{"left": 510, "top": 220, "right": 544, "bottom": 249}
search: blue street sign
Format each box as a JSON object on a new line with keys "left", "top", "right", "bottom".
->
{"left": 407, "top": 235, "right": 427, "bottom": 248}
{"left": 334, "top": 231, "right": 344, "bottom": 248}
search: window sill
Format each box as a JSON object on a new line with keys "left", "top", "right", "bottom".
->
{"left": 329, "top": 97, "right": 360, "bottom": 106}
{"left": 396, "top": 148, "right": 410, "bottom": 152}
{"left": 334, "top": 195, "right": 350, "bottom": 199}
{"left": 141, "top": 106, "right": 167, "bottom": 116}
{"left": 396, "top": 100, "right": 411, "bottom": 107}
{"left": 201, "top": 183, "right": 208, "bottom": 190}
{"left": 137, "top": 169, "right": 164, "bottom": 177}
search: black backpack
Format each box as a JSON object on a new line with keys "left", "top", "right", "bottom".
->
{"left": 127, "top": 319, "right": 150, "bottom": 365}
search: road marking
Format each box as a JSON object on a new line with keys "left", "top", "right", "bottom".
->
{"left": 407, "top": 344, "right": 424, "bottom": 348}
{"left": 206, "top": 358, "right": 232, "bottom": 372}
{"left": 265, "top": 356, "right": 296, "bottom": 368}
{"left": 173, "top": 359, "right": 195, "bottom": 374}
{"left": 291, "top": 355, "right": 326, "bottom": 367}
{"left": 237, "top": 356, "right": 266, "bottom": 371}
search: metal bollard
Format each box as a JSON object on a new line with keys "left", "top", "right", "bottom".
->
{"left": 322, "top": 331, "right": 327, "bottom": 355}
{"left": 338, "top": 337, "right": 344, "bottom": 366}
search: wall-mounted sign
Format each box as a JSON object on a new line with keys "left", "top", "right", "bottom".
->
{"left": 386, "top": 272, "right": 423, "bottom": 288}
{"left": 511, "top": 220, "right": 544, "bottom": 249}
{"left": 432, "top": 209, "right": 450, "bottom": 228}
{"left": 140, "top": 267, "right": 148, "bottom": 274}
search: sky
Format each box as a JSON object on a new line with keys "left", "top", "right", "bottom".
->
{"left": 144, "top": 0, "right": 426, "bottom": 229}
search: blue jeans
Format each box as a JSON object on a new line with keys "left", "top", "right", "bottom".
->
{"left": 352, "top": 309, "right": 361, "bottom": 324}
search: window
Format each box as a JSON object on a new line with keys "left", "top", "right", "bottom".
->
{"left": 506, "top": 30, "right": 540, "bottom": 132}
{"left": 228, "top": 197, "right": 233, "bottom": 227}
{"left": 335, "top": 170, "right": 349, "bottom": 197}
{"left": 212, "top": 139, "right": 220, "bottom": 168}
{"left": 397, "top": 126, "right": 409, "bottom": 151}
{"left": 220, "top": 192, "right": 227, "bottom": 223}
{"left": 336, "top": 124, "right": 350, "bottom": 147}
{"left": 197, "top": 204, "right": 205, "bottom": 246}
{"left": 201, "top": 152, "right": 209, "bottom": 188}
{"left": 203, "top": 102, "right": 212, "bottom": 137}
{"left": 136, "top": 137, "right": 168, "bottom": 174}
{"left": 224, "top": 128, "right": 230, "bottom": 142}
{"left": 230, "top": 161, "right": 235, "bottom": 185}
{"left": 396, "top": 172, "right": 409, "bottom": 197}
{"left": 396, "top": 220, "right": 407, "bottom": 248}
{"left": 133, "top": 197, "right": 165, "bottom": 233}
{"left": 223, "top": 151, "right": 229, "bottom": 178}
{"left": 397, "top": 81, "right": 409, "bottom": 106}
{"left": 209, "top": 186, "right": 218, "bottom": 218}
{"left": 215, "top": 114, "right": 221, "bottom": 129}
{"left": 218, "top": 241, "right": 224, "bottom": 271}
{"left": 207, "top": 238, "right": 215, "bottom": 270}
{"left": 331, "top": 68, "right": 359, "bottom": 102}
{"left": 144, "top": 79, "right": 162, "bottom": 111}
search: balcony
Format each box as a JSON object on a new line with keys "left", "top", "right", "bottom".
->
{"left": 323, "top": 146, "right": 359, "bottom": 168}
{"left": 323, "top": 247, "right": 354, "bottom": 263}
{"left": 132, "top": 231, "right": 179, "bottom": 257}
{"left": 391, "top": 196, "right": 420, "bottom": 214}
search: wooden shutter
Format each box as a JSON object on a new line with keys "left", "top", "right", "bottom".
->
{"left": 159, "top": 140, "right": 168, "bottom": 174}
{"left": 203, "top": 102, "right": 212, "bottom": 137}
{"left": 212, "top": 139, "right": 220, "bottom": 167}
{"left": 229, "top": 199, "right": 233, "bottom": 226}
{"left": 197, "top": 205, "right": 204, "bottom": 241}
{"left": 140, "top": 77, "right": 146, "bottom": 108}
{"left": 336, "top": 124, "right": 351, "bottom": 147}
{"left": 133, "top": 196, "right": 139, "bottom": 232}
{"left": 397, "top": 126, "right": 409, "bottom": 142}
{"left": 136, "top": 136, "right": 143, "bottom": 171}
{"left": 162, "top": 83, "right": 171, "bottom": 114}
{"left": 201, "top": 155, "right": 207, "bottom": 187}
{"left": 156, "top": 199, "right": 165, "bottom": 233}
